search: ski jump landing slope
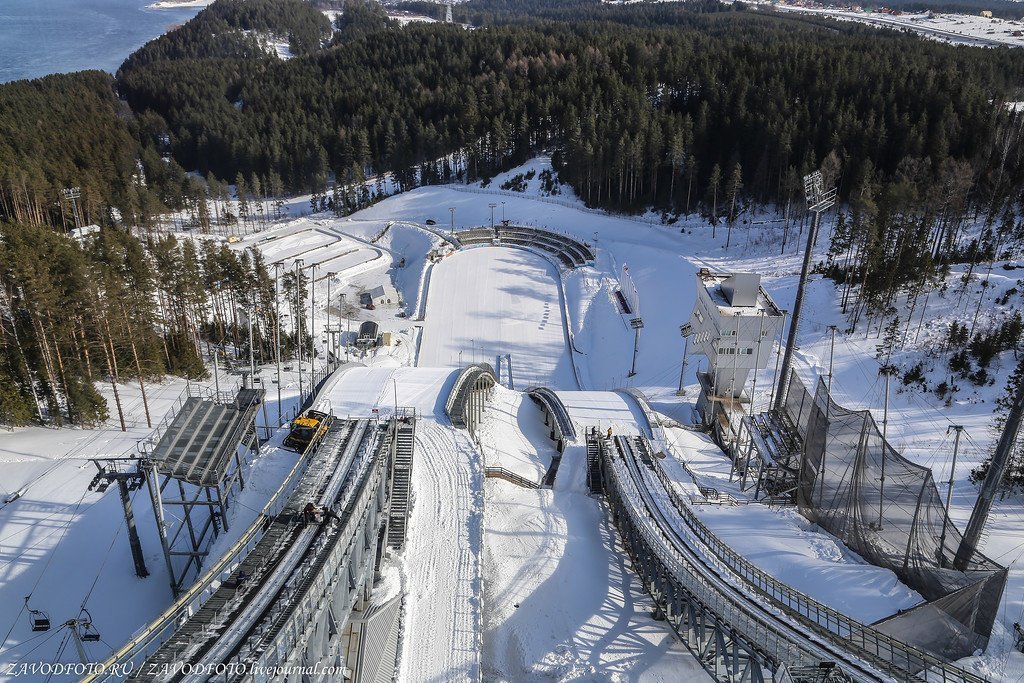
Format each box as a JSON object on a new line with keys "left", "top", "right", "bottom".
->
{"left": 418, "top": 247, "right": 578, "bottom": 389}
{"left": 322, "top": 366, "right": 484, "bottom": 682}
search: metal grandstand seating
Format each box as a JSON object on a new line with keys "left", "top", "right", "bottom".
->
{"left": 454, "top": 225, "right": 594, "bottom": 269}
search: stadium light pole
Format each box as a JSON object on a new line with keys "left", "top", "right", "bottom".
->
{"left": 501, "top": 201, "right": 506, "bottom": 224}
{"left": 773, "top": 170, "right": 836, "bottom": 412}
{"left": 449, "top": 207, "right": 456, "bottom": 239}
{"left": 62, "top": 186, "right": 82, "bottom": 230}
{"left": 628, "top": 317, "right": 644, "bottom": 378}
{"left": 677, "top": 323, "right": 692, "bottom": 396}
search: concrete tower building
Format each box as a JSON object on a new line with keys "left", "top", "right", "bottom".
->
{"left": 686, "top": 269, "right": 784, "bottom": 430}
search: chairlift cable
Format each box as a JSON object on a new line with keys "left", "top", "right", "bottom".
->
{"left": 43, "top": 629, "right": 71, "bottom": 683}
{"left": 0, "top": 616, "right": 59, "bottom": 657}
{"left": 9, "top": 623, "right": 66, "bottom": 664}
{"left": 0, "top": 485, "right": 90, "bottom": 653}
{"left": 78, "top": 484, "right": 146, "bottom": 613}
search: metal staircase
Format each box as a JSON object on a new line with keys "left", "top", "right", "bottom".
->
{"left": 387, "top": 412, "right": 416, "bottom": 550}
{"left": 586, "top": 427, "right": 603, "bottom": 493}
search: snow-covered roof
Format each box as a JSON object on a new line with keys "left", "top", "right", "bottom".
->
{"left": 697, "top": 269, "right": 783, "bottom": 316}
{"left": 369, "top": 283, "right": 399, "bottom": 299}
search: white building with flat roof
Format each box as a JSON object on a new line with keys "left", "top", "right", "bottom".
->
{"left": 687, "top": 269, "right": 784, "bottom": 399}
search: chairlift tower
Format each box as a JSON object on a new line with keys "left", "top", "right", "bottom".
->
{"left": 773, "top": 170, "right": 836, "bottom": 412}
{"left": 87, "top": 459, "right": 149, "bottom": 578}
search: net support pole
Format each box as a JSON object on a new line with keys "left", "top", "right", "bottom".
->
{"left": 955, "top": 371, "right": 1024, "bottom": 570}
{"left": 938, "top": 425, "right": 964, "bottom": 564}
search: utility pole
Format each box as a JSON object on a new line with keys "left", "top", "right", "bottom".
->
{"left": 827, "top": 325, "right": 838, "bottom": 396}
{"left": 213, "top": 346, "right": 220, "bottom": 397}
{"left": 327, "top": 272, "right": 335, "bottom": 367}
{"left": 938, "top": 425, "right": 965, "bottom": 564}
{"left": 955, "top": 370, "right": 1024, "bottom": 570}
{"left": 247, "top": 306, "right": 256, "bottom": 382}
{"left": 310, "top": 262, "right": 317, "bottom": 378}
{"left": 749, "top": 311, "right": 766, "bottom": 415}
{"left": 819, "top": 324, "right": 839, "bottom": 502}
{"left": 773, "top": 171, "right": 836, "bottom": 411}
{"left": 628, "top": 317, "right": 644, "bottom": 378}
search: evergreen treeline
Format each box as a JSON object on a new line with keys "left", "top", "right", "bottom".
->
{"left": 120, "top": 0, "right": 332, "bottom": 71}
{"left": 0, "top": 223, "right": 295, "bottom": 427}
{"left": 117, "top": 3, "right": 1024, "bottom": 216}
{"left": 0, "top": 71, "right": 192, "bottom": 230}
{"left": 4, "top": 0, "right": 1024, "bottom": 427}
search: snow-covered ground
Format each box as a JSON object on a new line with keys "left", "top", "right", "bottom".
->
{"left": 418, "top": 247, "right": 579, "bottom": 388}
{"left": 6, "top": 153, "right": 1024, "bottom": 679}
{"left": 477, "top": 387, "right": 707, "bottom": 681}
{"left": 322, "top": 366, "right": 483, "bottom": 681}
{"left": 0, "top": 366, "right": 305, "bottom": 679}
{"left": 776, "top": 4, "right": 1024, "bottom": 48}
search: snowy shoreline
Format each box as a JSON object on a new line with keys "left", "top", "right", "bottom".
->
{"left": 148, "top": 0, "right": 212, "bottom": 9}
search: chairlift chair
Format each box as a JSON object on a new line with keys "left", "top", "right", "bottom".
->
{"left": 25, "top": 598, "right": 49, "bottom": 632}
{"left": 77, "top": 608, "right": 100, "bottom": 642}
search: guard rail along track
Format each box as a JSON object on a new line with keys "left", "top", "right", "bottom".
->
{"left": 445, "top": 363, "right": 497, "bottom": 429}
{"left": 136, "top": 418, "right": 378, "bottom": 682}
{"left": 81, "top": 417, "right": 388, "bottom": 682}
{"left": 603, "top": 434, "right": 989, "bottom": 683}
{"left": 613, "top": 390, "right": 986, "bottom": 683}
{"left": 203, "top": 420, "right": 391, "bottom": 682}
{"left": 526, "top": 387, "right": 576, "bottom": 443}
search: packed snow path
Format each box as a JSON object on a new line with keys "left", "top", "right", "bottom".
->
{"left": 418, "top": 247, "right": 579, "bottom": 389}
{"left": 324, "top": 366, "right": 483, "bottom": 682}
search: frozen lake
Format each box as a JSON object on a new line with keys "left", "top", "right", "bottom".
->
{"left": 0, "top": 0, "right": 202, "bottom": 83}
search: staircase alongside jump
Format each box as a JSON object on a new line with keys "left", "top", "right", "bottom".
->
{"left": 586, "top": 427, "right": 603, "bottom": 494}
{"left": 387, "top": 411, "right": 417, "bottom": 550}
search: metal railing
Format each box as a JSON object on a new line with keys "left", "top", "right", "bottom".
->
{"left": 642, "top": 436, "right": 988, "bottom": 683}
{"left": 483, "top": 466, "right": 540, "bottom": 489}
{"left": 604, "top": 450, "right": 826, "bottom": 677}
{"left": 81, "top": 425, "right": 332, "bottom": 682}
{"left": 526, "top": 387, "right": 577, "bottom": 441}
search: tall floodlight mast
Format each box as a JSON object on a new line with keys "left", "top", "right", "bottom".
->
{"left": 955, "top": 373, "right": 1024, "bottom": 570}
{"left": 773, "top": 170, "right": 836, "bottom": 411}
{"left": 62, "top": 186, "right": 82, "bottom": 230}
